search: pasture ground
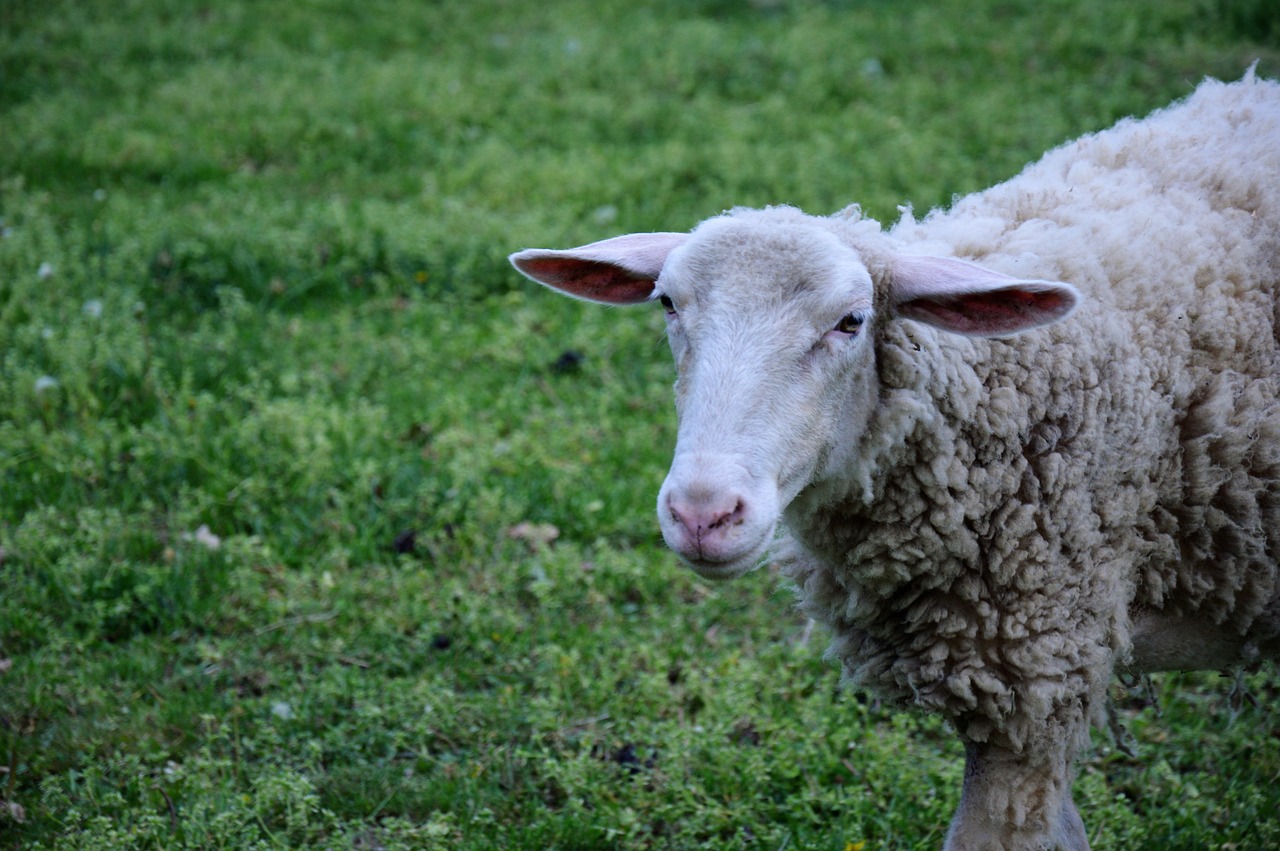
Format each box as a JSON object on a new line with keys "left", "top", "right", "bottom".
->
{"left": 2, "top": 1, "right": 1279, "bottom": 847}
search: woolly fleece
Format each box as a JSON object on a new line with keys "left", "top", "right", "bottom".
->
{"left": 782, "top": 72, "right": 1280, "bottom": 758}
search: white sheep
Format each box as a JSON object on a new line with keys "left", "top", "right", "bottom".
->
{"left": 510, "top": 72, "right": 1280, "bottom": 850}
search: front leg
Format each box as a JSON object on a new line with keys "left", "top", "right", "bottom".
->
{"left": 944, "top": 737, "right": 1088, "bottom": 851}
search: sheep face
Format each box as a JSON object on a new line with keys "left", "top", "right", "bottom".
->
{"left": 650, "top": 215, "right": 880, "bottom": 578}
{"left": 511, "top": 207, "right": 1078, "bottom": 580}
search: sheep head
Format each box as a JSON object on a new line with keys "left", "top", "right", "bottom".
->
{"left": 511, "top": 207, "right": 1078, "bottom": 580}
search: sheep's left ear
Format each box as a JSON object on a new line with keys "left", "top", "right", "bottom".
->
{"left": 889, "top": 254, "right": 1080, "bottom": 337}
{"left": 510, "top": 232, "right": 687, "bottom": 305}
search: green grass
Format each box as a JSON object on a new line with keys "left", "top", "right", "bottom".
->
{"left": 2, "top": 0, "right": 1279, "bottom": 848}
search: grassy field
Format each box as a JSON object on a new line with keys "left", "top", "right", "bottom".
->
{"left": 2, "top": 0, "right": 1279, "bottom": 848}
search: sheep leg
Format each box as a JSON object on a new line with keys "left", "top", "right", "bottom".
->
{"left": 943, "top": 738, "right": 1088, "bottom": 851}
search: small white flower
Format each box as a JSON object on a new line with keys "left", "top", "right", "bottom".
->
{"left": 37, "top": 262, "right": 54, "bottom": 280}
{"left": 271, "top": 701, "right": 294, "bottom": 720}
{"left": 191, "top": 524, "right": 222, "bottom": 550}
{"left": 82, "top": 300, "right": 104, "bottom": 318}
{"left": 93, "top": 188, "right": 107, "bottom": 202}
{"left": 179, "top": 524, "right": 222, "bottom": 550}
{"left": 34, "top": 375, "right": 58, "bottom": 393}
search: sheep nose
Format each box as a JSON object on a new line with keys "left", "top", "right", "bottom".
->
{"left": 667, "top": 491, "right": 746, "bottom": 554}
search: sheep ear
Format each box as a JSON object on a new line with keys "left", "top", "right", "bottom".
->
{"left": 509, "top": 232, "right": 687, "bottom": 305}
{"left": 889, "top": 254, "right": 1080, "bottom": 336}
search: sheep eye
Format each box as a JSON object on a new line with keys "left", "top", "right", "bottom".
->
{"left": 834, "top": 312, "right": 865, "bottom": 335}
{"left": 659, "top": 295, "right": 676, "bottom": 315}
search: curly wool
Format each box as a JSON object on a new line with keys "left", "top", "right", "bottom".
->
{"left": 780, "top": 72, "right": 1280, "bottom": 752}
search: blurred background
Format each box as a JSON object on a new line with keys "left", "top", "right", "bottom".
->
{"left": 2, "top": 1, "right": 1278, "bottom": 848}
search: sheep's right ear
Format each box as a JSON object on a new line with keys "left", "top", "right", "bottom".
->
{"left": 510, "top": 232, "right": 687, "bottom": 305}
{"left": 889, "top": 254, "right": 1080, "bottom": 337}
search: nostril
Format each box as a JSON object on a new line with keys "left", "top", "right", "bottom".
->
{"left": 707, "top": 500, "right": 745, "bottom": 530}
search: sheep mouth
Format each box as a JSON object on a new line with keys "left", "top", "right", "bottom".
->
{"left": 673, "top": 536, "right": 772, "bottom": 582}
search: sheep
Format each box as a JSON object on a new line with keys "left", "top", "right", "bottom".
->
{"left": 509, "top": 71, "right": 1280, "bottom": 850}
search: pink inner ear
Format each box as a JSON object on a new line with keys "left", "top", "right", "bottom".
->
{"left": 511, "top": 231, "right": 686, "bottom": 305}
{"left": 516, "top": 256, "right": 655, "bottom": 304}
{"left": 899, "top": 286, "right": 1076, "bottom": 336}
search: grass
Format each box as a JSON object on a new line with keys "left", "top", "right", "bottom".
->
{"left": 2, "top": 0, "right": 1279, "bottom": 848}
